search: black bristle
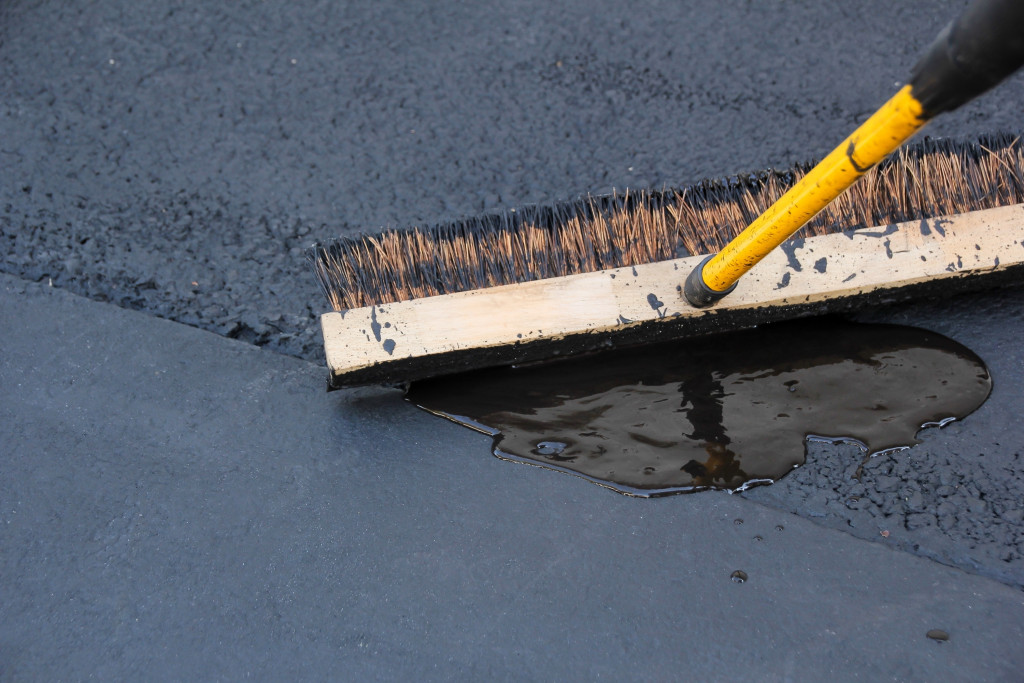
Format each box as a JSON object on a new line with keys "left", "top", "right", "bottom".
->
{"left": 309, "top": 133, "right": 1023, "bottom": 311}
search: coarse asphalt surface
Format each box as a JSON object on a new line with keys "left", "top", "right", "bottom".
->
{"left": 3, "top": 1, "right": 1024, "bottom": 679}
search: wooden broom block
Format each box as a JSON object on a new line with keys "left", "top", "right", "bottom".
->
{"left": 321, "top": 203, "right": 1024, "bottom": 388}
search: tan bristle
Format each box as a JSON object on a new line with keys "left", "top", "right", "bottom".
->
{"left": 309, "top": 134, "right": 1024, "bottom": 312}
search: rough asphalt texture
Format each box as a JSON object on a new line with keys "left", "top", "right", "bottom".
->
{"left": 5, "top": 1, "right": 1024, "bottom": 361}
{"left": 3, "top": 0, "right": 1024, "bottom": 678}
{"left": 746, "top": 286, "right": 1024, "bottom": 590}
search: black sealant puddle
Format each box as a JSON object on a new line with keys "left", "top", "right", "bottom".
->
{"left": 406, "top": 318, "right": 992, "bottom": 497}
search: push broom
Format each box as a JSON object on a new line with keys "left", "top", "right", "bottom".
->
{"left": 310, "top": 0, "right": 1024, "bottom": 388}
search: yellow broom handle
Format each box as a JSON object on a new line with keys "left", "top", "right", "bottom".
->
{"left": 702, "top": 86, "right": 925, "bottom": 292}
{"left": 683, "top": 0, "right": 1024, "bottom": 307}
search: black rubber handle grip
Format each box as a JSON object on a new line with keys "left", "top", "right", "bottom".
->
{"left": 910, "top": 0, "right": 1024, "bottom": 117}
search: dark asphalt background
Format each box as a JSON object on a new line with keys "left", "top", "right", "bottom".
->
{"left": 3, "top": 0, "right": 1024, "bottom": 678}
{"left": 4, "top": 1, "right": 1023, "bottom": 361}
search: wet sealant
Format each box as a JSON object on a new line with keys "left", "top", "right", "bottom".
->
{"left": 408, "top": 317, "right": 991, "bottom": 496}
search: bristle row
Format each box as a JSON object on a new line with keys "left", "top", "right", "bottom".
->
{"left": 309, "top": 133, "right": 1023, "bottom": 311}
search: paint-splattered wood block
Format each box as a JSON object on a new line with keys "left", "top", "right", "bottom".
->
{"left": 320, "top": 204, "right": 1024, "bottom": 388}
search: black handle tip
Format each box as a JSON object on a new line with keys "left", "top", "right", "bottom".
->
{"left": 684, "top": 256, "right": 737, "bottom": 308}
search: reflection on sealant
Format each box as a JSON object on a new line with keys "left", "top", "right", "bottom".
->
{"left": 406, "top": 317, "right": 992, "bottom": 497}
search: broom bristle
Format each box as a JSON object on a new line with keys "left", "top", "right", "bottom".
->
{"left": 309, "top": 133, "right": 1024, "bottom": 312}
